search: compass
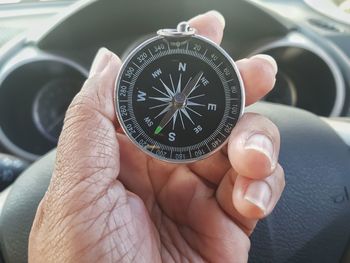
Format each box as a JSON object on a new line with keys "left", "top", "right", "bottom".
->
{"left": 115, "top": 22, "right": 245, "bottom": 163}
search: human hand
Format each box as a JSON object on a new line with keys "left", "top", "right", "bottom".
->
{"left": 29, "top": 11, "right": 284, "bottom": 263}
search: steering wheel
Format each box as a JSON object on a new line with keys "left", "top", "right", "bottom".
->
{"left": 0, "top": 1, "right": 350, "bottom": 263}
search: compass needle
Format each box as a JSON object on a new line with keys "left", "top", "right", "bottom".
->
{"left": 190, "top": 83, "right": 201, "bottom": 94}
{"left": 155, "top": 106, "right": 178, "bottom": 132}
{"left": 172, "top": 110, "right": 179, "bottom": 130}
{"left": 180, "top": 71, "right": 203, "bottom": 99}
{"left": 155, "top": 104, "right": 172, "bottom": 119}
{"left": 116, "top": 22, "right": 243, "bottom": 162}
{"left": 154, "top": 126, "right": 162, "bottom": 135}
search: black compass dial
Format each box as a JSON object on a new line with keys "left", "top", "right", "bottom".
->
{"left": 116, "top": 35, "right": 244, "bottom": 162}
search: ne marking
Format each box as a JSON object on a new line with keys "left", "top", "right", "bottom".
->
{"left": 225, "top": 79, "right": 234, "bottom": 83}
{"left": 148, "top": 49, "right": 153, "bottom": 57}
{"left": 172, "top": 110, "right": 179, "bottom": 130}
{"left": 122, "top": 80, "right": 131, "bottom": 84}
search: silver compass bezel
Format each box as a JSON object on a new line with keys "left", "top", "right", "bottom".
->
{"left": 115, "top": 28, "right": 245, "bottom": 164}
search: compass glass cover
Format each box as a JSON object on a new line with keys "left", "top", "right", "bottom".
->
{"left": 116, "top": 35, "right": 243, "bottom": 162}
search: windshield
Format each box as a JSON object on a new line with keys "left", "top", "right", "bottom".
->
{"left": 0, "top": 0, "right": 77, "bottom": 48}
{"left": 334, "top": 0, "right": 350, "bottom": 13}
{"left": 0, "top": 0, "right": 76, "bottom": 4}
{"left": 305, "top": 0, "right": 350, "bottom": 25}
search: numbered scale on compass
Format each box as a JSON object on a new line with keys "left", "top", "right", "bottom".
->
{"left": 115, "top": 24, "right": 244, "bottom": 163}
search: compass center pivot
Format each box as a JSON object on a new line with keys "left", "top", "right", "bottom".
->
{"left": 173, "top": 93, "right": 186, "bottom": 108}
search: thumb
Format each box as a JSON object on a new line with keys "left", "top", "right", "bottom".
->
{"left": 47, "top": 48, "right": 122, "bottom": 205}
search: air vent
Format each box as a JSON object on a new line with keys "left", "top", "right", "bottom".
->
{"left": 0, "top": 50, "right": 87, "bottom": 161}
{"left": 308, "top": 18, "right": 343, "bottom": 32}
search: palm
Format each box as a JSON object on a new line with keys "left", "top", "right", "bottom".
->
{"left": 54, "top": 124, "right": 251, "bottom": 262}
{"left": 111, "top": 133, "right": 251, "bottom": 262}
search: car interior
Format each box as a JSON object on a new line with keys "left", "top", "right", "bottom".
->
{"left": 0, "top": 0, "right": 350, "bottom": 262}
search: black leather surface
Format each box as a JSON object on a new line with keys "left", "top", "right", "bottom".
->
{"left": 0, "top": 103, "right": 349, "bottom": 263}
{"left": 247, "top": 104, "right": 350, "bottom": 263}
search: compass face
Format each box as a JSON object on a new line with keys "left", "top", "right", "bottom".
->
{"left": 115, "top": 35, "right": 244, "bottom": 163}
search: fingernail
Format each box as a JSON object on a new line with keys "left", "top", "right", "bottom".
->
{"left": 244, "top": 180, "right": 272, "bottom": 213}
{"left": 207, "top": 10, "right": 225, "bottom": 28}
{"left": 89, "top": 47, "right": 111, "bottom": 77}
{"left": 244, "top": 133, "right": 274, "bottom": 166}
{"left": 251, "top": 54, "right": 278, "bottom": 75}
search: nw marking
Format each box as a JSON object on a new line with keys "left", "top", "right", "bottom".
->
{"left": 152, "top": 68, "right": 162, "bottom": 78}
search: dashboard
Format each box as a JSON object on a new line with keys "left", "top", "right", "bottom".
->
{"left": 0, "top": 0, "right": 350, "bottom": 162}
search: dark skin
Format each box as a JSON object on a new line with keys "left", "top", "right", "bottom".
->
{"left": 29, "top": 11, "right": 285, "bottom": 263}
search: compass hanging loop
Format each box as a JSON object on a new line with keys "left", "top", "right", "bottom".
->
{"left": 157, "top": 21, "right": 196, "bottom": 37}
